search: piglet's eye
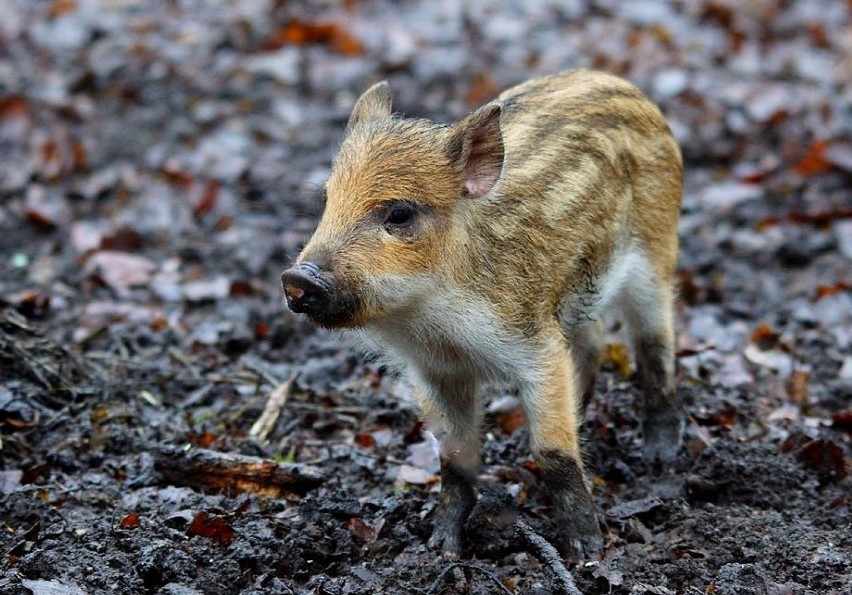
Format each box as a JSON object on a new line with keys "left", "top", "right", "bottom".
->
{"left": 384, "top": 205, "right": 416, "bottom": 228}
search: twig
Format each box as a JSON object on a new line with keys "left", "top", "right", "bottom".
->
{"left": 425, "top": 562, "right": 513, "bottom": 595}
{"left": 154, "top": 445, "right": 324, "bottom": 496}
{"left": 250, "top": 376, "right": 295, "bottom": 443}
{"left": 514, "top": 519, "right": 585, "bottom": 595}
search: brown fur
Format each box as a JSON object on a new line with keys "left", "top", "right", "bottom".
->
{"left": 286, "top": 70, "right": 683, "bottom": 558}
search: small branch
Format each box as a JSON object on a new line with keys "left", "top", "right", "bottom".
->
{"left": 426, "top": 562, "right": 513, "bottom": 595}
{"left": 155, "top": 445, "right": 324, "bottom": 497}
{"left": 250, "top": 376, "right": 295, "bottom": 443}
{"left": 514, "top": 519, "right": 585, "bottom": 595}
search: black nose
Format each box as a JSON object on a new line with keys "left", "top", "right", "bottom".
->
{"left": 281, "top": 264, "right": 329, "bottom": 314}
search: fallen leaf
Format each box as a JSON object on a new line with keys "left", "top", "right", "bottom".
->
{"left": 48, "top": 0, "right": 77, "bottom": 18}
{"left": 831, "top": 409, "right": 852, "bottom": 432}
{"left": 188, "top": 511, "right": 235, "bottom": 544}
{"left": 795, "top": 139, "right": 832, "bottom": 176}
{"left": 84, "top": 251, "right": 157, "bottom": 297}
{"left": 21, "top": 579, "right": 85, "bottom": 595}
{"left": 261, "top": 21, "right": 363, "bottom": 56}
{"left": 812, "top": 282, "right": 850, "bottom": 301}
{"left": 193, "top": 180, "right": 219, "bottom": 217}
{"left": 186, "top": 432, "right": 223, "bottom": 448}
{"left": 99, "top": 226, "right": 142, "bottom": 251}
{"left": 743, "top": 344, "right": 793, "bottom": 377}
{"left": 603, "top": 343, "right": 632, "bottom": 377}
{"left": 182, "top": 276, "right": 231, "bottom": 302}
{"left": 397, "top": 464, "right": 436, "bottom": 485}
{"left": 346, "top": 517, "right": 382, "bottom": 542}
{"left": 797, "top": 438, "right": 847, "bottom": 483}
{"left": 750, "top": 324, "right": 780, "bottom": 350}
{"left": 354, "top": 432, "right": 376, "bottom": 448}
{"left": 785, "top": 371, "right": 809, "bottom": 404}
{"left": 118, "top": 512, "right": 140, "bottom": 528}
{"left": 487, "top": 395, "right": 526, "bottom": 434}
{"left": 606, "top": 496, "right": 664, "bottom": 520}
{"left": 407, "top": 436, "right": 440, "bottom": 474}
{"left": 0, "top": 95, "right": 28, "bottom": 119}
{"left": 767, "top": 403, "right": 799, "bottom": 423}
{"left": 25, "top": 186, "right": 70, "bottom": 230}
{"left": 5, "top": 289, "right": 51, "bottom": 318}
{"left": 0, "top": 470, "right": 23, "bottom": 495}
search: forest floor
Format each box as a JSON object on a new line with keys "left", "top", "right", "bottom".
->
{"left": 1, "top": 1, "right": 850, "bottom": 594}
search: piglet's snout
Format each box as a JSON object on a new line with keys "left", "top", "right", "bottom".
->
{"left": 281, "top": 263, "right": 330, "bottom": 315}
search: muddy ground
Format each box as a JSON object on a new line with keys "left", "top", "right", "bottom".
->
{"left": 1, "top": 1, "right": 851, "bottom": 594}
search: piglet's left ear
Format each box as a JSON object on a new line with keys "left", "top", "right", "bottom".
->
{"left": 347, "top": 81, "right": 392, "bottom": 130}
{"left": 447, "top": 102, "right": 504, "bottom": 198}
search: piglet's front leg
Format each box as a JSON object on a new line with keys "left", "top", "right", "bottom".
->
{"left": 419, "top": 373, "right": 481, "bottom": 555}
{"left": 428, "top": 459, "right": 476, "bottom": 554}
{"left": 522, "top": 334, "right": 604, "bottom": 560}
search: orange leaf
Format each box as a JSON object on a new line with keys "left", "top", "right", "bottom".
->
{"left": 354, "top": 432, "right": 376, "bottom": 448}
{"left": 812, "top": 282, "right": 850, "bottom": 301}
{"left": 520, "top": 459, "right": 540, "bottom": 474}
{"left": 186, "top": 432, "right": 222, "bottom": 448}
{"left": 603, "top": 343, "right": 632, "bottom": 377}
{"left": 261, "top": 21, "right": 363, "bottom": 56}
{"left": 491, "top": 408, "right": 526, "bottom": 435}
{"left": 48, "top": 0, "right": 76, "bottom": 18}
{"left": 119, "top": 512, "right": 140, "bottom": 528}
{"left": 795, "top": 140, "right": 832, "bottom": 176}
{"left": 750, "top": 324, "right": 779, "bottom": 350}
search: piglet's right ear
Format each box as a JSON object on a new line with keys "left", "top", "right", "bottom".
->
{"left": 347, "top": 81, "right": 392, "bottom": 130}
{"left": 447, "top": 102, "right": 504, "bottom": 199}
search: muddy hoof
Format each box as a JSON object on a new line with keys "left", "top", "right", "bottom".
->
{"left": 427, "top": 523, "right": 463, "bottom": 555}
{"left": 554, "top": 507, "right": 604, "bottom": 561}
{"left": 643, "top": 412, "right": 684, "bottom": 462}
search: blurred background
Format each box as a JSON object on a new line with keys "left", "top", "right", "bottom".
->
{"left": 1, "top": 1, "right": 850, "bottom": 593}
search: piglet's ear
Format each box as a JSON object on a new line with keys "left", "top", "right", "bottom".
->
{"left": 447, "top": 102, "right": 504, "bottom": 198}
{"left": 347, "top": 81, "right": 392, "bottom": 130}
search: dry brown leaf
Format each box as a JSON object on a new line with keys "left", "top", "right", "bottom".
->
{"left": 0, "top": 95, "right": 28, "bottom": 119}
{"left": 785, "top": 371, "right": 809, "bottom": 404}
{"left": 194, "top": 180, "right": 219, "bottom": 217}
{"left": 797, "top": 439, "right": 847, "bottom": 483}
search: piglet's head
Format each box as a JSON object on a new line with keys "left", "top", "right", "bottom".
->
{"left": 281, "top": 81, "right": 504, "bottom": 329}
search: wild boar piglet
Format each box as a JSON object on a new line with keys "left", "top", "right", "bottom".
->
{"left": 281, "top": 69, "right": 684, "bottom": 559}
